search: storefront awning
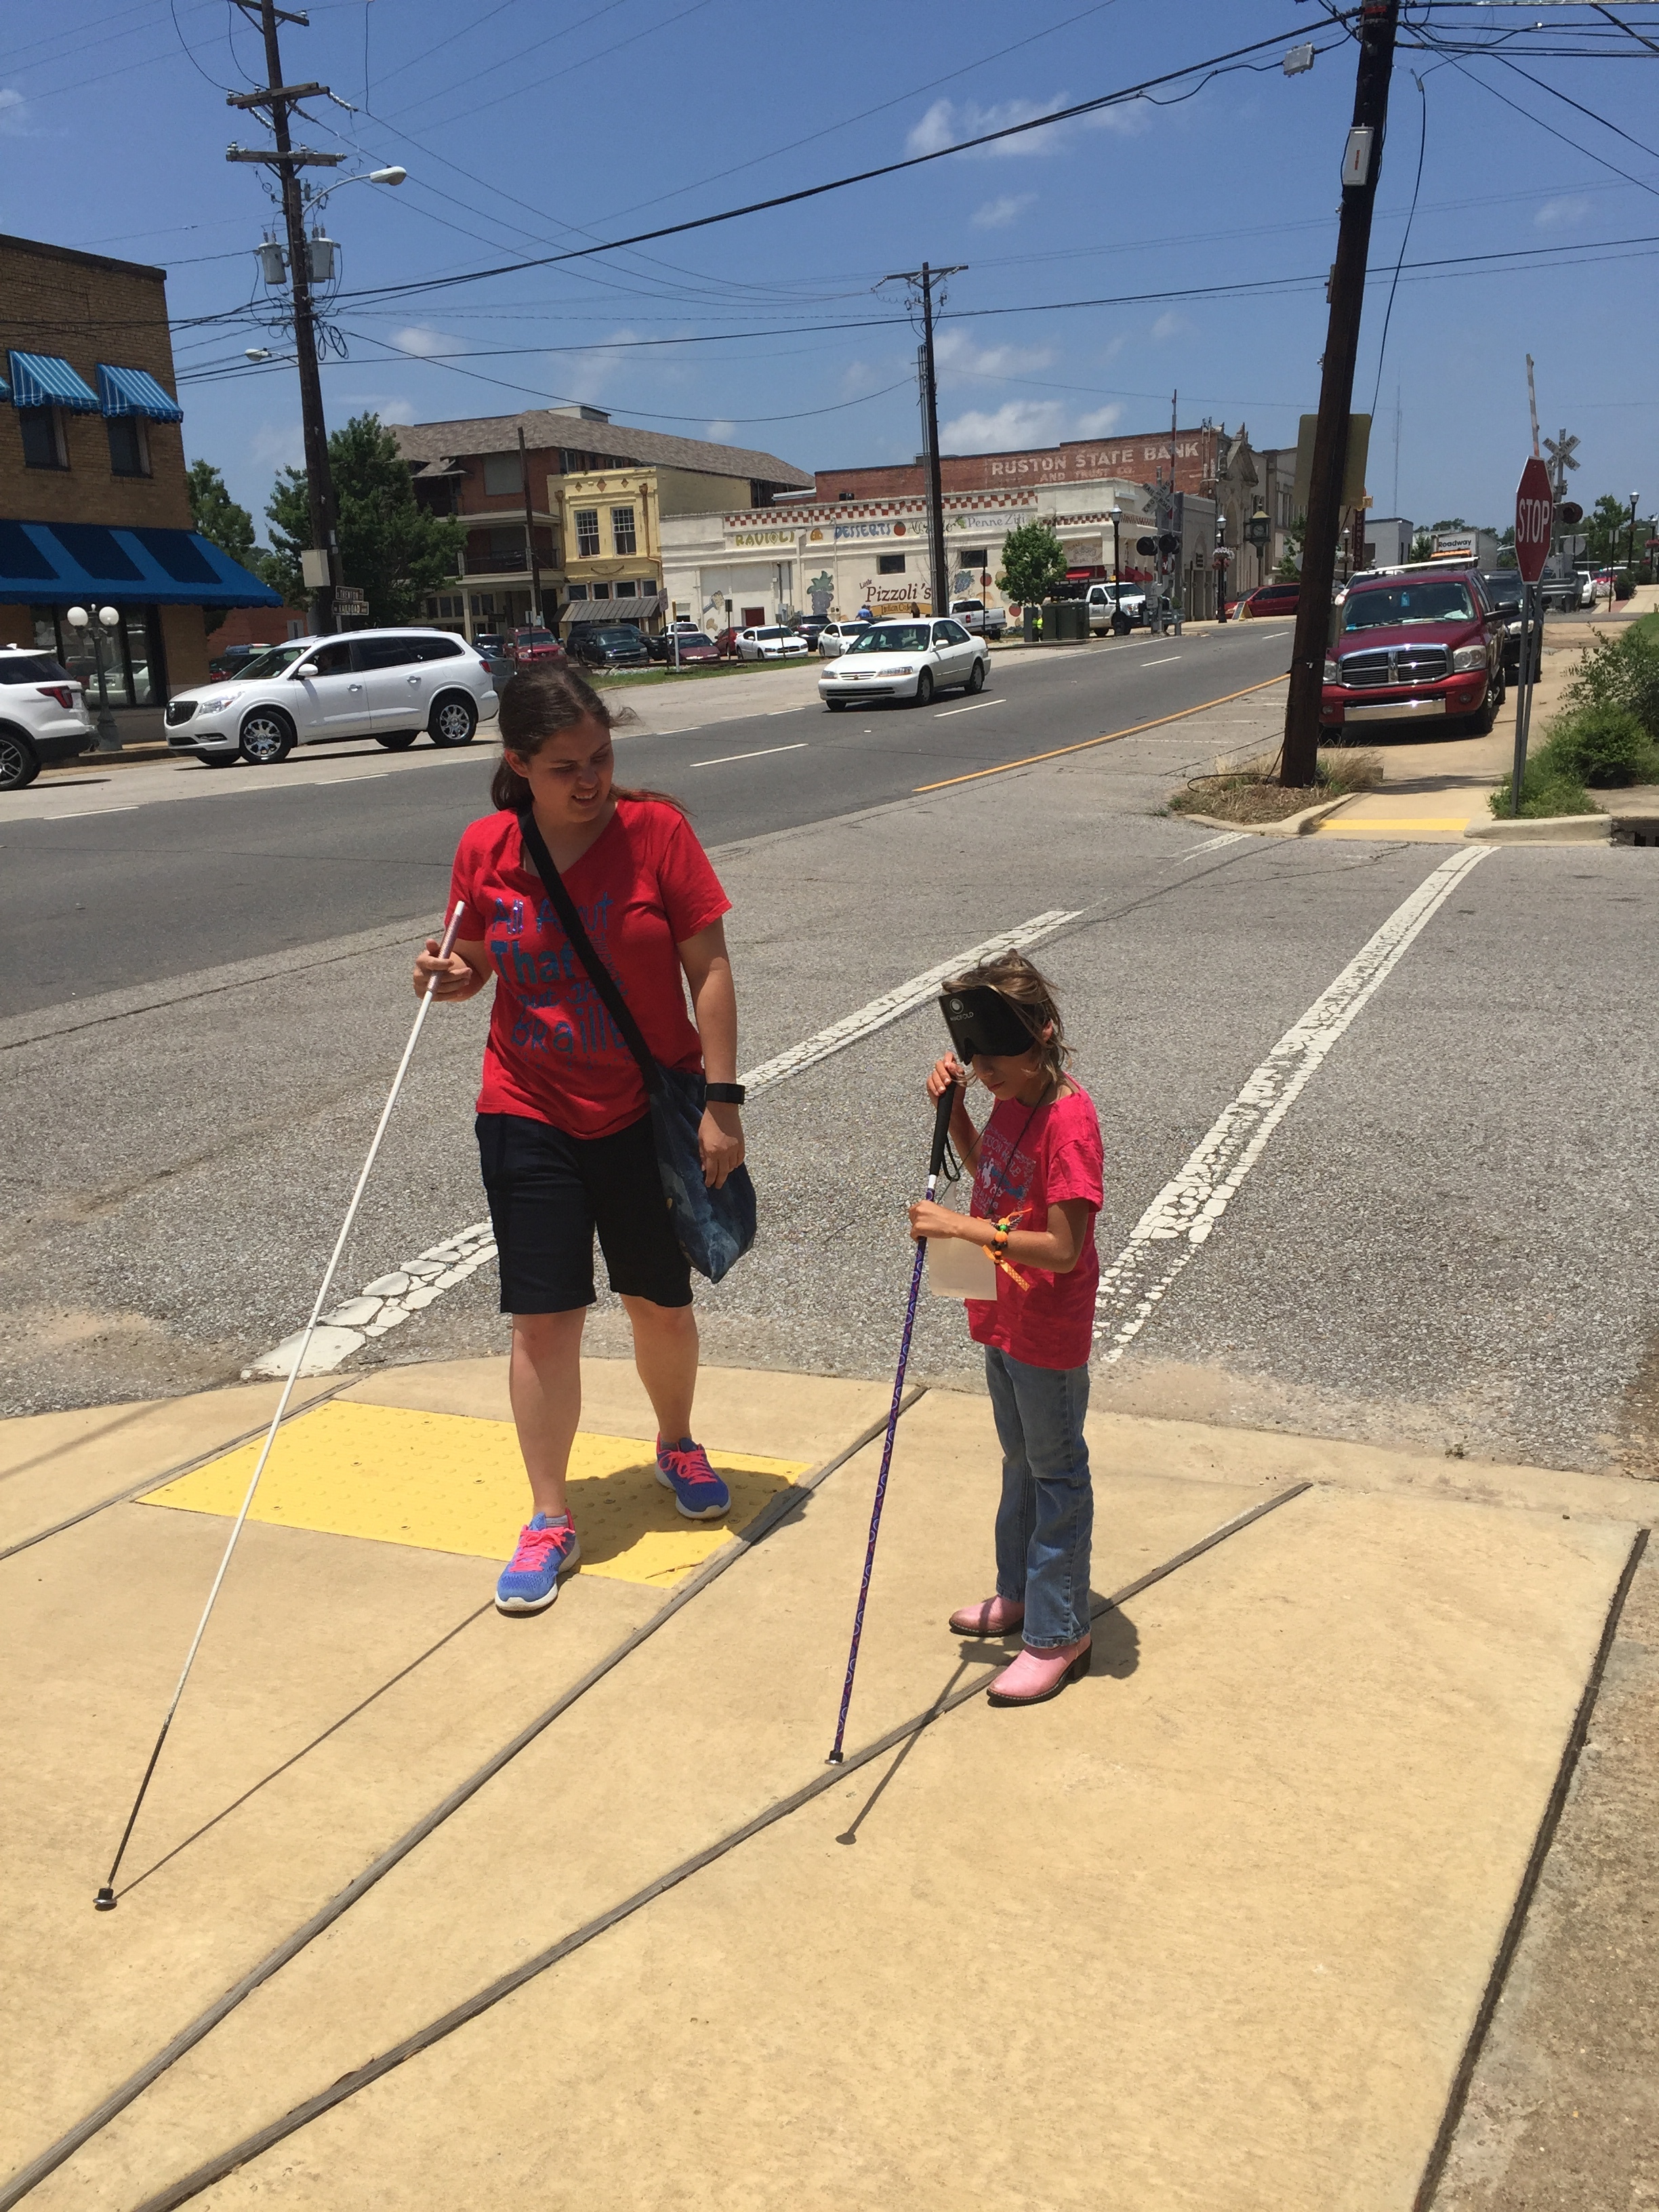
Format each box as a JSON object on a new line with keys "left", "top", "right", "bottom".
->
{"left": 562, "top": 592, "right": 665, "bottom": 624}
{"left": 7, "top": 351, "right": 101, "bottom": 412}
{"left": 0, "top": 520, "right": 281, "bottom": 608}
{"left": 96, "top": 363, "right": 184, "bottom": 423}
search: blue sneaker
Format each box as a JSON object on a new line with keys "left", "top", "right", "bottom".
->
{"left": 655, "top": 1435, "right": 731, "bottom": 1521}
{"left": 495, "top": 1513, "right": 580, "bottom": 1614}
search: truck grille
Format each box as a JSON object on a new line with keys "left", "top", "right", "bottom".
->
{"left": 164, "top": 699, "right": 197, "bottom": 725}
{"left": 1339, "top": 647, "right": 1450, "bottom": 689}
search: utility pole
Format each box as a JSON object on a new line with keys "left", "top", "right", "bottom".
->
{"left": 518, "top": 425, "right": 544, "bottom": 626}
{"left": 886, "top": 261, "right": 964, "bottom": 619}
{"left": 1281, "top": 0, "right": 1399, "bottom": 787}
{"left": 226, "top": 0, "right": 345, "bottom": 634}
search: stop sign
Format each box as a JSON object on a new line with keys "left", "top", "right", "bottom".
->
{"left": 1515, "top": 455, "right": 1553, "bottom": 582}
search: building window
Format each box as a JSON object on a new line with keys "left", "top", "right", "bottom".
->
{"left": 33, "top": 603, "right": 166, "bottom": 707}
{"left": 591, "top": 580, "right": 611, "bottom": 599}
{"left": 958, "top": 548, "right": 988, "bottom": 571}
{"left": 482, "top": 453, "right": 520, "bottom": 496}
{"left": 837, "top": 490, "right": 855, "bottom": 502}
{"left": 566, "top": 583, "right": 589, "bottom": 600}
{"left": 877, "top": 553, "right": 905, "bottom": 575}
{"left": 107, "top": 415, "right": 150, "bottom": 478}
{"left": 485, "top": 526, "right": 526, "bottom": 569}
{"left": 574, "top": 508, "right": 600, "bottom": 558}
{"left": 610, "top": 505, "right": 637, "bottom": 556}
{"left": 470, "top": 594, "right": 495, "bottom": 617}
{"left": 19, "top": 407, "right": 66, "bottom": 470}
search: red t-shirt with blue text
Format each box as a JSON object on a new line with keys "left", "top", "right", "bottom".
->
{"left": 966, "top": 1082, "right": 1103, "bottom": 1370}
{"left": 447, "top": 799, "right": 730, "bottom": 1139}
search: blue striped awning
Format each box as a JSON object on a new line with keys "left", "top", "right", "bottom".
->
{"left": 97, "top": 362, "right": 184, "bottom": 424}
{"left": 0, "top": 520, "right": 281, "bottom": 609}
{"left": 7, "top": 351, "right": 101, "bottom": 412}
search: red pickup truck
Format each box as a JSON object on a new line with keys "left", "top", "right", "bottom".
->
{"left": 1322, "top": 572, "right": 1504, "bottom": 737}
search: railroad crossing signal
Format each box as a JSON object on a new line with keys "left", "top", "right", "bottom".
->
{"left": 1543, "top": 428, "right": 1580, "bottom": 501}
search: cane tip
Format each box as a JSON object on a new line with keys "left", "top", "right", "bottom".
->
{"left": 94, "top": 1887, "right": 117, "bottom": 1912}
{"left": 825, "top": 1749, "right": 844, "bottom": 1766}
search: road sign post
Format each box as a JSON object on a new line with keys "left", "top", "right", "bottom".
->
{"left": 1512, "top": 455, "right": 1553, "bottom": 817}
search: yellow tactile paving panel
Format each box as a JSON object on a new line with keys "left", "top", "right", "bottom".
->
{"left": 138, "top": 1401, "right": 808, "bottom": 1587}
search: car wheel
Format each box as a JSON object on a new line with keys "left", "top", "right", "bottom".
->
{"left": 914, "top": 668, "right": 935, "bottom": 707}
{"left": 376, "top": 731, "right": 419, "bottom": 752}
{"left": 428, "top": 693, "right": 478, "bottom": 747}
{"left": 201, "top": 752, "right": 239, "bottom": 769}
{"left": 1462, "top": 677, "right": 1499, "bottom": 737}
{"left": 238, "top": 707, "right": 294, "bottom": 765}
{"left": 965, "top": 657, "right": 986, "bottom": 695}
{"left": 0, "top": 724, "right": 41, "bottom": 790}
{"left": 825, "top": 697, "right": 846, "bottom": 712}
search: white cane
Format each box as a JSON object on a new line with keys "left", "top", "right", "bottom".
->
{"left": 95, "top": 900, "right": 469, "bottom": 1910}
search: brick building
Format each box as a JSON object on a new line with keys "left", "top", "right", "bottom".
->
{"left": 0, "top": 232, "right": 279, "bottom": 731}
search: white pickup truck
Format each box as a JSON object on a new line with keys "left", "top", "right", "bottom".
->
{"left": 949, "top": 597, "right": 1007, "bottom": 640}
{"left": 1085, "top": 582, "right": 1151, "bottom": 634}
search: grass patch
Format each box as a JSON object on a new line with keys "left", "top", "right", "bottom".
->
{"left": 1170, "top": 745, "right": 1382, "bottom": 823}
{"left": 589, "top": 654, "right": 814, "bottom": 691}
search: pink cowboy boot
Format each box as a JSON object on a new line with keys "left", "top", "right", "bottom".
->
{"left": 986, "top": 1635, "right": 1092, "bottom": 1706}
{"left": 949, "top": 1595, "right": 1025, "bottom": 1637}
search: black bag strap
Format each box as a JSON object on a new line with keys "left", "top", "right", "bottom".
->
{"left": 516, "top": 807, "right": 663, "bottom": 1096}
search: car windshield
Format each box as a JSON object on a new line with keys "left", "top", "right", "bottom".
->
{"left": 596, "top": 630, "right": 636, "bottom": 644}
{"left": 1343, "top": 581, "right": 1475, "bottom": 630}
{"left": 848, "top": 624, "right": 930, "bottom": 653}
{"left": 1480, "top": 573, "right": 1523, "bottom": 607}
{"left": 514, "top": 631, "right": 558, "bottom": 646}
{"left": 230, "top": 642, "right": 310, "bottom": 680}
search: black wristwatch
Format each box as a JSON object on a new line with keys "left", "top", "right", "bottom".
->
{"left": 705, "top": 1082, "right": 745, "bottom": 1105}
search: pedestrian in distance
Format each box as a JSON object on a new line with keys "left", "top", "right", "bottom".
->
{"left": 414, "top": 664, "right": 747, "bottom": 1616}
{"left": 907, "top": 952, "right": 1103, "bottom": 1705}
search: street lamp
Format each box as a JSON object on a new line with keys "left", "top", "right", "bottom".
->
{"left": 1627, "top": 492, "right": 1641, "bottom": 578}
{"left": 66, "top": 605, "right": 122, "bottom": 752}
{"left": 1109, "top": 504, "right": 1124, "bottom": 586}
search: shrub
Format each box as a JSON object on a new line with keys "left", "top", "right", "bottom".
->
{"left": 1541, "top": 703, "right": 1659, "bottom": 787}
{"left": 1488, "top": 759, "right": 1598, "bottom": 819}
{"left": 1561, "top": 621, "right": 1659, "bottom": 741}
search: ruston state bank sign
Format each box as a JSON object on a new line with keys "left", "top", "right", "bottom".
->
{"left": 985, "top": 434, "right": 1204, "bottom": 483}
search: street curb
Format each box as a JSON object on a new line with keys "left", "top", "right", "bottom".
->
{"left": 1176, "top": 793, "right": 1353, "bottom": 838}
{"left": 41, "top": 746, "right": 176, "bottom": 776}
{"left": 1467, "top": 813, "right": 1610, "bottom": 844}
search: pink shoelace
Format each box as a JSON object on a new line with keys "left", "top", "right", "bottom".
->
{"left": 508, "top": 1520, "right": 575, "bottom": 1573}
{"left": 659, "top": 1442, "right": 722, "bottom": 1496}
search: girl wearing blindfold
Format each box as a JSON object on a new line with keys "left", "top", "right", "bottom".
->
{"left": 909, "top": 951, "right": 1103, "bottom": 1706}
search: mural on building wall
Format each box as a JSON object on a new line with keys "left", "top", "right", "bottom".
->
{"left": 806, "top": 569, "right": 834, "bottom": 617}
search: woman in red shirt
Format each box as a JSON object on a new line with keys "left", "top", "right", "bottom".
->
{"left": 415, "top": 665, "right": 745, "bottom": 1616}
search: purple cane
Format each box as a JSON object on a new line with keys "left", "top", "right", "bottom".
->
{"left": 827, "top": 1082, "right": 958, "bottom": 1763}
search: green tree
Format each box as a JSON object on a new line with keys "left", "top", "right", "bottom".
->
{"left": 1582, "top": 493, "right": 1635, "bottom": 569}
{"left": 264, "top": 413, "right": 464, "bottom": 623}
{"left": 995, "top": 521, "right": 1067, "bottom": 607}
{"left": 186, "top": 459, "right": 259, "bottom": 569}
{"left": 1409, "top": 532, "right": 1435, "bottom": 560}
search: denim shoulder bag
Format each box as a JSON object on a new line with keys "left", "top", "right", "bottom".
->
{"left": 516, "top": 807, "right": 756, "bottom": 1283}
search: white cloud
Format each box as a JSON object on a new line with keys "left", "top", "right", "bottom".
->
{"left": 972, "top": 192, "right": 1037, "bottom": 229}
{"left": 940, "top": 399, "right": 1067, "bottom": 453}
{"left": 706, "top": 420, "right": 736, "bottom": 442}
{"left": 249, "top": 420, "right": 306, "bottom": 474}
{"left": 559, "top": 328, "right": 640, "bottom": 403}
{"left": 391, "top": 325, "right": 461, "bottom": 357}
{"left": 933, "top": 329, "right": 1054, "bottom": 382}
{"left": 906, "top": 92, "right": 1149, "bottom": 160}
{"left": 1535, "top": 194, "right": 1592, "bottom": 230}
{"left": 0, "top": 87, "right": 28, "bottom": 135}
{"left": 1149, "top": 310, "right": 1191, "bottom": 342}
{"left": 1073, "top": 403, "right": 1125, "bottom": 438}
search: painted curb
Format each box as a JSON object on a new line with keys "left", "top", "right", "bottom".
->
{"left": 1466, "top": 813, "right": 1610, "bottom": 844}
{"left": 1174, "top": 794, "right": 1353, "bottom": 838}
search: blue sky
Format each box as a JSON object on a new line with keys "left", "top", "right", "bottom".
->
{"left": 4, "top": 1, "right": 1657, "bottom": 536}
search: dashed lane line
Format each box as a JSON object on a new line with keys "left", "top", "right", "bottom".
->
{"left": 691, "top": 742, "right": 808, "bottom": 767}
{"left": 245, "top": 906, "right": 1082, "bottom": 1378}
{"left": 1139, "top": 656, "right": 1183, "bottom": 668}
{"left": 1094, "top": 846, "right": 1490, "bottom": 1361}
{"left": 935, "top": 700, "right": 1003, "bottom": 718}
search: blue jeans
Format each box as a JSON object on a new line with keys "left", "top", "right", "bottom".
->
{"left": 985, "top": 1347, "right": 1093, "bottom": 1649}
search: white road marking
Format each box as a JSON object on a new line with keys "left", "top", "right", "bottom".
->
{"left": 935, "top": 700, "right": 1004, "bottom": 718}
{"left": 1178, "top": 832, "right": 1249, "bottom": 859}
{"left": 244, "top": 905, "right": 1082, "bottom": 1376}
{"left": 1140, "top": 656, "right": 1183, "bottom": 668}
{"left": 1094, "top": 846, "right": 1489, "bottom": 1362}
{"left": 33, "top": 806, "right": 139, "bottom": 821}
{"left": 691, "top": 742, "right": 808, "bottom": 767}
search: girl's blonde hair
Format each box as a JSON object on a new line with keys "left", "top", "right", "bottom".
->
{"left": 945, "top": 948, "right": 1069, "bottom": 1088}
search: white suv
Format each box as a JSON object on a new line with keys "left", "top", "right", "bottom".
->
{"left": 0, "top": 646, "right": 94, "bottom": 790}
{"left": 163, "top": 628, "right": 498, "bottom": 766}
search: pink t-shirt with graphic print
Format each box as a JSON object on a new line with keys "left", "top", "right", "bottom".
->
{"left": 965, "top": 1082, "right": 1103, "bottom": 1371}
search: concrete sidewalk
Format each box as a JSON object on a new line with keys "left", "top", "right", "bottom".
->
{"left": 1, "top": 1353, "right": 1649, "bottom": 2209}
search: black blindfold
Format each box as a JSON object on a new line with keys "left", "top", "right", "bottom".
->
{"left": 938, "top": 985, "right": 1039, "bottom": 1061}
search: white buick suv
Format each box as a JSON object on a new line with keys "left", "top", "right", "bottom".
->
{"left": 163, "top": 628, "right": 497, "bottom": 766}
{"left": 0, "top": 645, "right": 94, "bottom": 790}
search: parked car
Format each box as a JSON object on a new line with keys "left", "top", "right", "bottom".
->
{"left": 504, "top": 626, "right": 566, "bottom": 668}
{"left": 790, "top": 615, "right": 831, "bottom": 649}
{"left": 816, "top": 619, "right": 872, "bottom": 659}
{"left": 472, "top": 632, "right": 506, "bottom": 655}
{"left": 207, "top": 643, "right": 266, "bottom": 680}
{"left": 1320, "top": 572, "right": 1504, "bottom": 737}
{"left": 648, "top": 628, "right": 721, "bottom": 667}
{"left": 162, "top": 628, "right": 497, "bottom": 765}
{"left": 1477, "top": 571, "right": 1542, "bottom": 682}
{"left": 736, "top": 624, "right": 811, "bottom": 662}
{"left": 949, "top": 597, "right": 1007, "bottom": 640}
{"left": 1084, "top": 582, "right": 1148, "bottom": 634}
{"left": 0, "top": 646, "right": 92, "bottom": 789}
{"left": 570, "top": 626, "right": 651, "bottom": 670}
{"left": 818, "top": 617, "right": 989, "bottom": 709}
{"left": 1240, "top": 580, "right": 1303, "bottom": 619}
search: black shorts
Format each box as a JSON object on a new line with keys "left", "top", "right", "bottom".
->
{"left": 476, "top": 1110, "right": 692, "bottom": 1314}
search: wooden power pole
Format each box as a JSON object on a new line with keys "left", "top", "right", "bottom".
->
{"left": 1281, "top": 0, "right": 1399, "bottom": 786}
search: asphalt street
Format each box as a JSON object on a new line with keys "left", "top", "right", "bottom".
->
{"left": 0, "top": 623, "right": 1292, "bottom": 1017}
{"left": 3, "top": 638, "right": 1656, "bottom": 1488}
